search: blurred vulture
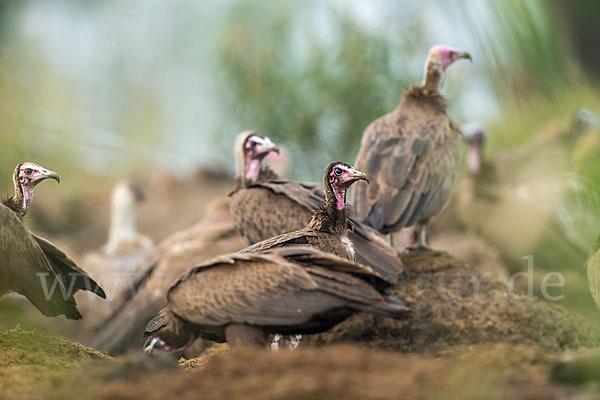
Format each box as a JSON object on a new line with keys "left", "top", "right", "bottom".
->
{"left": 457, "top": 121, "right": 590, "bottom": 265}
{"left": 144, "top": 162, "right": 409, "bottom": 350}
{"left": 77, "top": 181, "right": 155, "bottom": 324}
{"left": 0, "top": 162, "right": 105, "bottom": 319}
{"left": 352, "top": 44, "right": 471, "bottom": 249}
{"left": 88, "top": 198, "right": 247, "bottom": 354}
{"left": 229, "top": 131, "right": 404, "bottom": 283}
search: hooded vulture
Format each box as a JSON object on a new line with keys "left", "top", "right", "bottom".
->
{"left": 88, "top": 198, "right": 247, "bottom": 354}
{"left": 144, "top": 161, "right": 410, "bottom": 350}
{"left": 229, "top": 131, "right": 404, "bottom": 283}
{"left": 457, "top": 122, "right": 588, "bottom": 266}
{"left": 78, "top": 181, "right": 155, "bottom": 326}
{"left": 144, "top": 247, "right": 409, "bottom": 351}
{"left": 0, "top": 162, "right": 106, "bottom": 320}
{"left": 352, "top": 45, "right": 471, "bottom": 249}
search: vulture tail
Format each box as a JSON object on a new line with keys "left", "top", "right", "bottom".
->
{"left": 350, "top": 228, "right": 405, "bottom": 286}
{"left": 353, "top": 295, "right": 412, "bottom": 320}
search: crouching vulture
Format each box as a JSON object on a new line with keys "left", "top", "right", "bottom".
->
{"left": 144, "top": 161, "right": 410, "bottom": 350}
{"left": 0, "top": 162, "right": 105, "bottom": 319}
{"left": 88, "top": 198, "right": 247, "bottom": 354}
{"left": 230, "top": 131, "right": 404, "bottom": 283}
{"left": 352, "top": 45, "right": 471, "bottom": 249}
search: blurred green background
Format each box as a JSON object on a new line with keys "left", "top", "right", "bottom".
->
{"left": 1, "top": 0, "right": 600, "bottom": 318}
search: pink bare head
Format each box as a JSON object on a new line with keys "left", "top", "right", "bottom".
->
{"left": 429, "top": 44, "right": 472, "bottom": 70}
{"left": 234, "top": 131, "right": 279, "bottom": 183}
{"left": 324, "top": 161, "right": 369, "bottom": 210}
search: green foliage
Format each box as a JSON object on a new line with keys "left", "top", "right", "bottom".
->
{"left": 216, "top": 0, "right": 417, "bottom": 179}
{"left": 463, "top": 0, "right": 574, "bottom": 104}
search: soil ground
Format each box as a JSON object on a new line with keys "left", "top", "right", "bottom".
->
{"left": 2, "top": 250, "right": 600, "bottom": 400}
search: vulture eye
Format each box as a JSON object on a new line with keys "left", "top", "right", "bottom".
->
{"left": 249, "top": 141, "right": 257, "bottom": 149}
{"left": 449, "top": 51, "right": 455, "bottom": 58}
{"left": 334, "top": 167, "right": 343, "bottom": 176}
{"left": 24, "top": 168, "right": 33, "bottom": 176}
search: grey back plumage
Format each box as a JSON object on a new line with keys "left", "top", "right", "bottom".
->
{"left": 353, "top": 88, "right": 462, "bottom": 234}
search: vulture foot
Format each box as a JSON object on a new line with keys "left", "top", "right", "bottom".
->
{"left": 270, "top": 334, "right": 302, "bottom": 351}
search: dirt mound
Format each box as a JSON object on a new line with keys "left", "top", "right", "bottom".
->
{"left": 25, "top": 344, "right": 597, "bottom": 400}
{"left": 305, "top": 250, "right": 600, "bottom": 353}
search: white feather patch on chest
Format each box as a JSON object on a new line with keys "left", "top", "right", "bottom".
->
{"left": 341, "top": 236, "right": 355, "bottom": 256}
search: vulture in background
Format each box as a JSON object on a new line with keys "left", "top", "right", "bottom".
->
{"left": 229, "top": 131, "right": 404, "bottom": 283}
{"left": 457, "top": 122, "right": 585, "bottom": 265}
{"left": 88, "top": 198, "right": 247, "bottom": 354}
{"left": 352, "top": 44, "right": 471, "bottom": 249}
{"left": 0, "top": 162, "right": 105, "bottom": 320}
{"left": 144, "top": 161, "right": 410, "bottom": 350}
{"left": 77, "top": 181, "right": 154, "bottom": 325}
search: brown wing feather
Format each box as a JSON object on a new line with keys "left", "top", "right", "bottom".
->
{"left": 239, "top": 229, "right": 319, "bottom": 253}
{"left": 353, "top": 93, "right": 462, "bottom": 234}
{"left": 230, "top": 183, "right": 315, "bottom": 244}
{"left": 165, "top": 248, "right": 408, "bottom": 334}
{"left": 0, "top": 205, "right": 83, "bottom": 319}
{"left": 167, "top": 252, "right": 318, "bottom": 326}
{"left": 32, "top": 234, "right": 106, "bottom": 298}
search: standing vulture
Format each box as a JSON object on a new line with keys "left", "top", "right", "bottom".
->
{"left": 230, "top": 131, "right": 404, "bottom": 283}
{"left": 78, "top": 181, "right": 155, "bottom": 326}
{"left": 352, "top": 45, "right": 471, "bottom": 249}
{"left": 144, "top": 162, "right": 410, "bottom": 350}
{"left": 0, "top": 162, "right": 105, "bottom": 319}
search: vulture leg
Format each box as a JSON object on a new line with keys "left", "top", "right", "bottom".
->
{"left": 404, "top": 223, "right": 447, "bottom": 255}
{"left": 416, "top": 223, "right": 428, "bottom": 248}
{"left": 225, "top": 324, "right": 269, "bottom": 349}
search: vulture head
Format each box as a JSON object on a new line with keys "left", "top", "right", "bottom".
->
{"left": 11, "top": 162, "right": 60, "bottom": 216}
{"left": 324, "top": 161, "right": 369, "bottom": 211}
{"left": 235, "top": 131, "right": 280, "bottom": 184}
{"left": 462, "top": 122, "right": 485, "bottom": 175}
{"left": 423, "top": 44, "right": 471, "bottom": 92}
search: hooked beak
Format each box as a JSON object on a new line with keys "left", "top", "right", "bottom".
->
{"left": 32, "top": 168, "right": 60, "bottom": 185}
{"left": 458, "top": 51, "right": 472, "bottom": 62}
{"left": 348, "top": 168, "right": 369, "bottom": 184}
{"left": 256, "top": 138, "right": 279, "bottom": 157}
{"left": 144, "top": 337, "right": 162, "bottom": 354}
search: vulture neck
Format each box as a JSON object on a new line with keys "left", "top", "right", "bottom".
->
{"left": 6, "top": 178, "right": 29, "bottom": 217}
{"left": 308, "top": 183, "right": 348, "bottom": 235}
{"left": 240, "top": 166, "right": 278, "bottom": 188}
{"left": 467, "top": 144, "right": 483, "bottom": 176}
{"left": 421, "top": 60, "right": 445, "bottom": 94}
{"left": 105, "top": 185, "right": 137, "bottom": 254}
